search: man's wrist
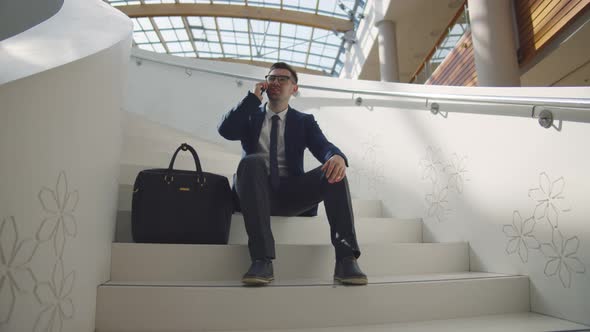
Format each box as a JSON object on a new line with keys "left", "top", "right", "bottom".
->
{"left": 328, "top": 152, "right": 348, "bottom": 167}
{"left": 243, "top": 91, "right": 263, "bottom": 109}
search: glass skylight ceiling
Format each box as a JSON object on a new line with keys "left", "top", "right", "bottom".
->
{"left": 106, "top": 0, "right": 366, "bottom": 76}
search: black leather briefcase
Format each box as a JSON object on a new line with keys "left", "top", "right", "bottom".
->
{"left": 131, "top": 143, "right": 233, "bottom": 244}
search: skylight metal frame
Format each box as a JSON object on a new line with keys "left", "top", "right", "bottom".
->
{"left": 110, "top": 0, "right": 365, "bottom": 76}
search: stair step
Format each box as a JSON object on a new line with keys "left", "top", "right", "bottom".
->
{"left": 121, "top": 111, "right": 235, "bottom": 155}
{"left": 121, "top": 155, "right": 240, "bottom": 177}
{"left": 114, "top": 214, "right": 420, "bottom": 244}
{"left": 95, "top": 273, "right": 529, "bottom": 331}
{"left": 206, "top": 313, "right": 590, "bottom": 332}
{"left": 122, "top": 132, "right": 237, "bottom": 157}
{"left": 110, "top": 242, "right": 468, "bottom": 281}
{"left": 103, "top": 271, "right": 500, "bottom": 287}
{"left": 105, "top": 272, "right": 510, "bottom": 287}
{"left": 120, "top": 141, "right": 240, "bottom": 174}
{"left": 117, "top": 183, "right": 383, "bottom": 218}
{"left": 229, "top": 215, "right": 420, "bottom": 244}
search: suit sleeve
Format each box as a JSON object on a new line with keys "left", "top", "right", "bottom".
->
{"left": 305, "top": 114, "right": 349, "bottom": 167}
{"left": 218, "top": 92, "right": 262, "bottom": 141}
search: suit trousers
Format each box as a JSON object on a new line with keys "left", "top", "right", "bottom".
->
{"left": 235, "top": 154, "right": 361, "bottom": 261}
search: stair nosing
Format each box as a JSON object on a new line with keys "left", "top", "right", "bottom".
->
{"left": 101, "top": 273, "right": 525, "bottom": 288}
{"left": 111, "top": 241, "right": 464, "bottom": 248}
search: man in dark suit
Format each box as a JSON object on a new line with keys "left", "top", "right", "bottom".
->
{"left": 218, "top": 62, "right": 367, "bottom": 286}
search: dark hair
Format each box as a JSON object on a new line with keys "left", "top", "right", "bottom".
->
{"left": 268, "top": 62, "right": 298, "bottom": 83}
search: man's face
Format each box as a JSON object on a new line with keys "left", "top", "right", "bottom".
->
{"left": 265, "top": 68, "right": 298, "bottom": 102}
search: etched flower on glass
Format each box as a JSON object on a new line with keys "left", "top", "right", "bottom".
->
{"left": 0, "top": 216, "right": 38, "bottom": 324}
{"left": 37, "top": 171, "right": 78, "bottom": 258}
{"left": 528, "top": 172, "right": 567, "bottom": 228}
{"left": 33, "top": 260, "right": 75, "bottom": 332}
{"left": 419, "top": 146, "right": 442, "bottom": 182}
{"left": 540, "top": 229, "right": 586, "bottom": 288}
{"left": 425, "top": 185, "right": 449, "bottom": 221}
{"left": 503, "top": 211, "right": 540, "bottom": 263}
{"left": 444, "top": 153, "right": 468, "bottom": 193}
{"left": 365, "top": 164, "right": 385, "bottom": 195}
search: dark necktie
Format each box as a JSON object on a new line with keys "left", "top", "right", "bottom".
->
{"left": 269, "top": 115, "right": 280, "bottom": 190}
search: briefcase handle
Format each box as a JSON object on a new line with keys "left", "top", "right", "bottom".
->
{"left": 168, "top": 143, "right": 205, "bottom": 183}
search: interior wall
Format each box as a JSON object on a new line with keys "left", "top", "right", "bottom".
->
{"left": 0, "top": 0, "right": 63, "bottom": 41}
{"left": 0, "top": 38, "right": 130, "bottom": 332}
{"left": 323, "top": 104, "right": 590, "bottom": 325}
{"left": 124, "top": 50, "right": 590, "bottom": 326}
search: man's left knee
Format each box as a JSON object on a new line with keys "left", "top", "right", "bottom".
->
{"left": 322, "top": 175, "right": 348, "bottom": 187}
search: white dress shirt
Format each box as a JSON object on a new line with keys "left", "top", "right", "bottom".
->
{"left": 256, "top": 104, "right": 289, "bottom": 176}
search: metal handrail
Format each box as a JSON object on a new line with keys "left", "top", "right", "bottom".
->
{"left": 131, "top": 51, "right": 590, "bottom": 127}
{"left": 295, "top": 85, "right": 589, "bottom": 109}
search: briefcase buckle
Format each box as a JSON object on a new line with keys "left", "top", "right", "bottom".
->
{"left": 197, "top": 175, "right": 207, "bottom": 187}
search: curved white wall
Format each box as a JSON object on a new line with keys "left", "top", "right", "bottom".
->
{"left": 0, "top": 0, "right": 131, "bottom": 331}
{"left": 0, "top": 0, "right": 63, "bottom": 41}
{"left": 124, "top": 49, "right": 590, "bottom": 326}
{"left": 0, "top": 0, "right": 131, "bottom": 85}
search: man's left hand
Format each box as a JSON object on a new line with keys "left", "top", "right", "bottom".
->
{"left": 321, "top": 155, "right": 346, "bottom": 184}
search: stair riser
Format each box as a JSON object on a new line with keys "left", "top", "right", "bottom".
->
{"left": 120, "top": 151, "right": 240, "bottom": 176}
{"left": 122, "top": 146, "right": 239, "bottom": 162}
{"left": 122, "top": 134, "right": 237, "bottom": 157}
{"left": 114, "top": 213, "right": 421, "bottom": 244}
{"left": 95, "top": 277, "right": 529, "bottom": 331}
{"left": 117, "top": 184, "right": 383, "bottom": 218}
{"left": 110, "top": 243, "right": 468, "bottom": 281}
{"left": 228, "top": 217, "right": 420, "bottom": 244}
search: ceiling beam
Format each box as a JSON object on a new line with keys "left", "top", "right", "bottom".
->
{"left": 304, "top": 27, "right": 315, "bottom": 67}
{"left": 214, "top": 17, "right": 225, "bottom": 57}
{"left": 208, "top": 57, "right": 326, "bottom": 76}
{"left": 247, "top": 18, "right": 253, "bottom": 60}
{"left": 116, "top": 4, "right": 353, "bottom": 32}
{"left": 181, "top": 16, "right": 199, "bottom": 57}
{"left": 149, "top": 17, "right": 170, "bottom": 53}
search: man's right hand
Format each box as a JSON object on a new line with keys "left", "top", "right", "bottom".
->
{"left": 253, "top": 82, "right": 268, "bottom": 102}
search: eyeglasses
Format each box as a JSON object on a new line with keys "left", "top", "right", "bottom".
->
{"left": 265, "top": 75, "right": 294, "bottom": 84}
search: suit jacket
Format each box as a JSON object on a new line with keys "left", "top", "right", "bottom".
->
{"left": 218, "top": 92, "right": 348, "bottom": 216}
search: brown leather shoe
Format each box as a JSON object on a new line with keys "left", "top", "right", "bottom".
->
{"left": 334, "top": 256, "right": 368, "bottom": 285}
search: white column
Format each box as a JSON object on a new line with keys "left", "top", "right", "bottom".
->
{"left": 468, "top": 0, "right": 520, "bottom": 86}
{"left": 375, "top": 20, "right": 400, "bottom": 82}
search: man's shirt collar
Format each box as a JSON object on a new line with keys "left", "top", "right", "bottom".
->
{"left": 265, "top": 104, "right": 289, "bottom": 121}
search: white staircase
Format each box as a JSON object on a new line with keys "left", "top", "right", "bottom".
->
{"left": 94, "top": 112, "right": 589, "bottom": 331}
